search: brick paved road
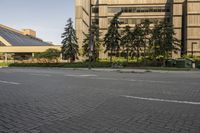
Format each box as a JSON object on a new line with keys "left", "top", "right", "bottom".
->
{"left": 0, "top": 68, "right": 200, "bottom": 133}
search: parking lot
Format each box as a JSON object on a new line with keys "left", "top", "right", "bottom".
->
{"left": 0, "top": 68, "right": 200, "bottom": 133}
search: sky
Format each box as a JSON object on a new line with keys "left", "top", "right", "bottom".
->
{"left": 0, "top": 0, "right": 74, "bottom": 44}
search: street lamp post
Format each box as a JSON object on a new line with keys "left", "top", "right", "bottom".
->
{"left": 89, "top": 33, "right": 94, "bottom": 69}
{"left": 88, "top": 0, "right": 94, "bottom": 70}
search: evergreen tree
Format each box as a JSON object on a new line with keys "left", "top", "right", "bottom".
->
{"left": 121, "top": 26, "right": 133, "bottom": 62}
{"left": 132, "top": 24, "right": 145, "bottom": 62}
{"left": 162, "top": 21, "right": 181, "bottom": 59}
{"left": 82, "top": 24, "right": 101, "bottom": 61}
{"left": 61, "top": 18, "right": 79, "bottom": 63}
{"left": 103, "top": 11, "right": 122, "bottom": 63}
{"left": 152, "top": 21, "right": 163, "bottom": 59}
{"left": 152, "top": 21, "right": 181, "bottom": 60}
{"left": 141, "top": 19, "right": 152, "bottom": 62}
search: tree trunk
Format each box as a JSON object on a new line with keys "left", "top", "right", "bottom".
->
{"left": 143, "top": 42, "right": 147, "bottom": 65}
{"left": 137, "top": 48, "right": 140, "bottom": 62}
{"left": 70, "top": 58, "right": 74, "bottom": 63}
{"left": 163, "top": 52, "right": 166, "bottom": 67}
{"left": 110, "top": 49, "right": 113, "bottom": 64}
{"left": 126, "top": 49, "right": 129, "bottom": 63}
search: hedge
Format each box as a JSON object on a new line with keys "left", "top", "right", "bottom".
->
{"left": 8, "top": 62, "right": 112, "bottom": 68}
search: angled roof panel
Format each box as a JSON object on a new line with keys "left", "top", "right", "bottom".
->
{"left": 0, "top": 25, "right": 52, "bottom": 46}
{"left": 0, "top": 41, "right": 5, "bottom": 46}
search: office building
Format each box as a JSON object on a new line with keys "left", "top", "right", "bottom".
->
{"left": 75, "top": 0, "right": 200, "bottom": 58}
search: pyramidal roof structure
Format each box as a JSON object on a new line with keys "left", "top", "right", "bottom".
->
{"left": 0, "top": 24, "right": 52, "bottom": 46}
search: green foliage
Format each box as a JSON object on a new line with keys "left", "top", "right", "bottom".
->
{"left": 82, "top": 34, "right": 90, "bottom": 56}
{"left": 132, "top": 24, "right": 144, "bottom": 61}
{"left": 104, "top": 11, "right": 122, "bottom": 63}
{"left": 141, "top": 19, "right": 153, "bottom": 60}
{"left": 152, "top": 21, "right": 181, "bottom": 59}
{"left": 0, "top": 62, "right": 10, "bottom": 67}
{"left": 82, "top": 24, "right": 101, "bottom": 61}
{"left": 61, "top": 18, "right": 79, "bottom": 62}
{"left": 182, "top": 55, "right": 200, "bottom": 61}
{"left": 9, "top": 62, "right": 112, "bottom": 68}
{"left": 35, "top": 48, "right": 61, "bottom": 61}
{"left": 99, "top": 57, "right": 144, "bottom": 63}
{"left": 121, "top": 26, "right": 134, "bottom": 62}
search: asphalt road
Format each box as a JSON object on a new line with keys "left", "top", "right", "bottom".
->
{"left": 0, "top": 68, "right": 200, "bottom": 133}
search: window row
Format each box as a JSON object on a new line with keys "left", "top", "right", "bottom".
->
{"left": 92, "top": 7, "right": 99, "bottom": 14}
{"left": 107, "top": 18, "right": 170, "bottom": 25}
{"left": 92, "top": 18, "right": 171, "bottom": 26}
{"left": 108, "top": 6, "right": 170, "bottom": 14}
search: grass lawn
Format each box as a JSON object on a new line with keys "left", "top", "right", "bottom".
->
{"left": 0, "top": 62, "right": 10, "bottom": 67}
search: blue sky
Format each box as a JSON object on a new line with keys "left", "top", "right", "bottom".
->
{"left": 0, "top": 0, "right": 74, "bottom": 44}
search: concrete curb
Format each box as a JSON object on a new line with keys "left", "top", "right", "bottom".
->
{"left": 0, "top": 66, "right": 9, "bottom": 69}
{"left": 5, "top": 67, "right": 200, "bottom": 73}
{"left": 71, "top": 68, "right": 200, "bottom": 74}
{"left": 91, "top": 69, "right": 150, "bottom": 73}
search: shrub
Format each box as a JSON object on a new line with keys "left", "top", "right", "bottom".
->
{"left": 35, "top": 48, "right": 61, "bottom": 63}
{"left": 8, "top": 62, "right": 112, "bottom": 68}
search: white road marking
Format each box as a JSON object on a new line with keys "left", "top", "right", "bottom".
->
{"left": 65, "top": 74, "right": 97, "bottom": 77}
{"left": 93, "top": 77, "right": 119, "bottom": 81}
{"left": 30, "top": 73, "right": 51, "bottom": 77}
{"left": 122, "top": 95, "right": 200, "bottom": 105}
{"left": 132, "top": 79, "right": 170, "bottom": 83}
{"left": 92, "top": 77, "right": 171, "bottom": 84}
{"left": 0, "top": 80, "right": 21, "bottom": 85}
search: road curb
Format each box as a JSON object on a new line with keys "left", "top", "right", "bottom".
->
{"left": 0, "top": 66, "right": 8, "bottom": 68}
{"left": 5, "top": 67, "right": 200, "bottom": 73}
{"left": 75, "top": 68, "right": 199, "bottom": 74}
{"left": 91, "top": 69, "right": 150, "bottom": 73}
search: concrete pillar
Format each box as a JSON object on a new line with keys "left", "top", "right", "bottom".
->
{"left": 60, "top": 53, "right": 63, "bottom": 62}
{"left": 32, "top": 53, "right": 35, "bottom": 58}
{"left": 192, "top": 62, "right": 196, "bottom": 69}
{"left": 4, "top": 53, "right": 8, "bottom": 63}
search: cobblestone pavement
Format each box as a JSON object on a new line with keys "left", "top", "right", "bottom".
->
{"left": 0, "top": 68, "right": 200, "bottom": 133}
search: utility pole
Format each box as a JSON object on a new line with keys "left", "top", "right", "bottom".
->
{"left": 88, "top": 0, "right": 94, "bottom": 70}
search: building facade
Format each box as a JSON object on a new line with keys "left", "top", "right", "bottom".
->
{"left": 75, "top": 0, "right": 200, "bottom": 58}
{"left": 0, "top": 24, "right": 61, "bottom": 62}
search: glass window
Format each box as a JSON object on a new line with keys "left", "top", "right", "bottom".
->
{"left": 92, "top": 19, "right": 99, "bottom": 25}
{"left": 108, "top": 6, "right": 170, "bottom": 14}
{"left": 128, "top": 19, "right": 133, "bottom": 24}
{"left": 92, "top": 7, "right": 99, "bottom": 13}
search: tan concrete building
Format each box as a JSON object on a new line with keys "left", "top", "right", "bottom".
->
{"left": 0, "top": 24, "right": 61, "bottom": 62}
{"left": 75, "top": 0, "right": 200, "bottom": 58}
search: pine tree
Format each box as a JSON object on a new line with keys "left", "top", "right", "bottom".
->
{"left": 103, "top": 11, "right": 122, "bottom": 63}
{"left": 61, "top": 18, "right": 79, "bottom": 63}
{"left": 152, "top": 21, "right": 163, "bottom": 60}
{"left": 132, "top": 24, "right": 145, "bottom": 62}
{"left": 121, "top": 26, "right": 133, "bottom": 62}
{"left": 162, "top": 21, "right": 181, "bottom": 59}
{"left": 82, "top": 24, "right": 101, "bottom": 61}
{"left": 141, "top": 19, "right": 152, "bottom": 62}
{"left": 153, "top": 21, "right": 181, "bottom": 60}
